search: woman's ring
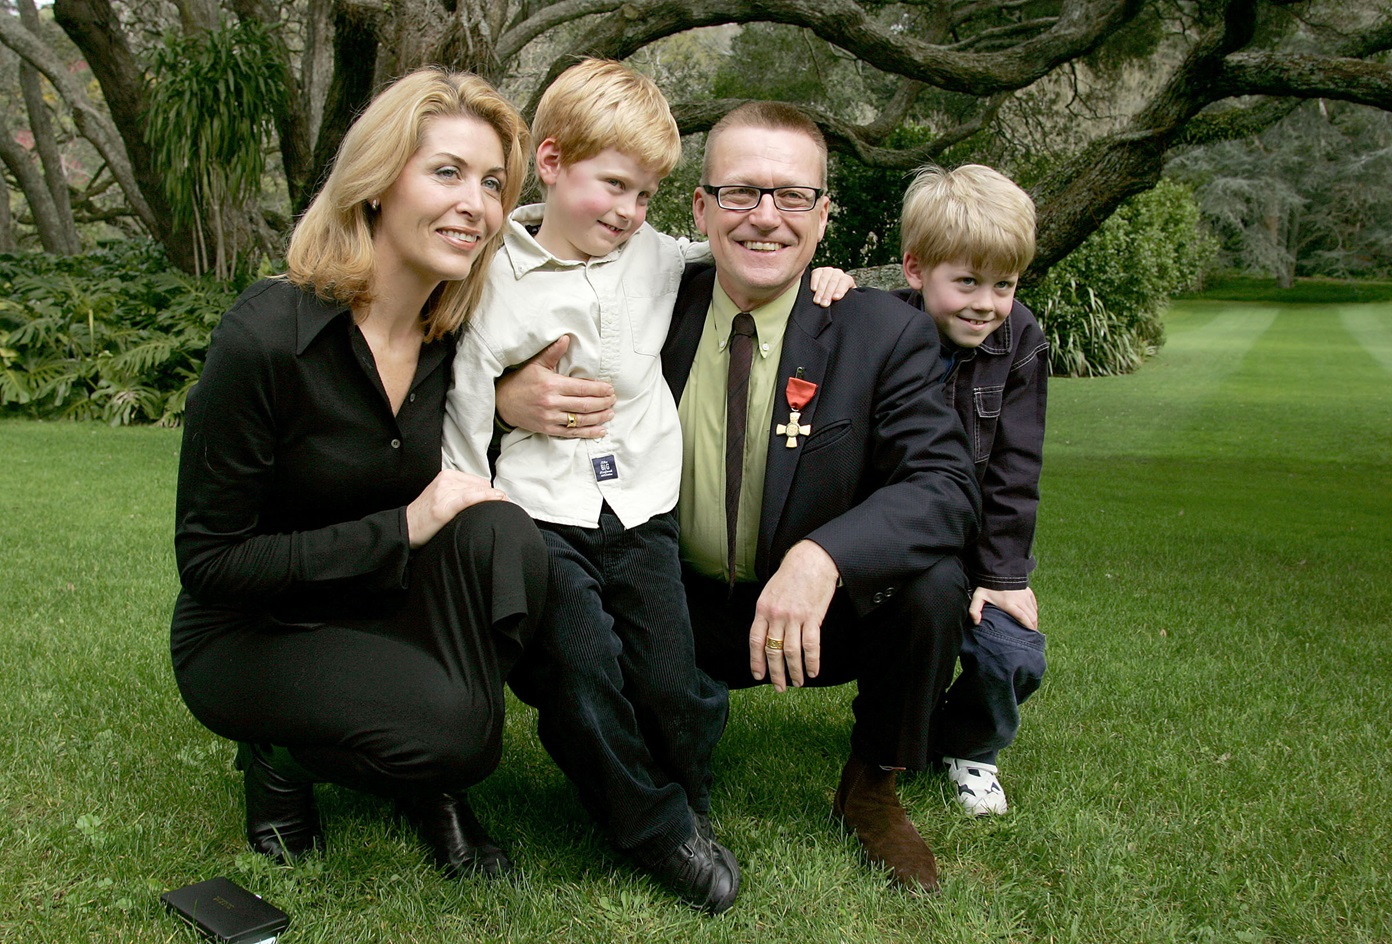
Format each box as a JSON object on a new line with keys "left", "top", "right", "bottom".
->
{"left": 566, "top": 412, "right": 577, "bottom": 429}
{"left": 765, "top": 637, "right": 785, "bottom": 651}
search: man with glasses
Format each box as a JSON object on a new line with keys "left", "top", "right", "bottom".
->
{"left": 498, "top": 101, "right": 979, "bottom": 893}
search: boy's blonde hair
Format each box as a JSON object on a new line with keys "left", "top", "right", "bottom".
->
{"left": 286, "top": 69, "right": 530, "bottom": 341}
{"left": 901, "top": 164, "right": 1036, "bottom": 275}
{"left": 532, "top": 59, "right": 681, "bottom": 177}
{"left": 703, "top": 101, "right": 828, "bottom": 187}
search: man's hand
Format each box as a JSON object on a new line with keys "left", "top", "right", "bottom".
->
{"left": 970, "top": 586, "right": 1039, "bottom": 630}
{"left": 749, "top": 540, "right": 840, "bottom": 691}
{"left": 494, "top": 335, "right": 616, "bottom": 438}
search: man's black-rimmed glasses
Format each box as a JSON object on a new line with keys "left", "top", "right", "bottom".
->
{"left": 701, "top": 185, "right": 824, "bottom": 212}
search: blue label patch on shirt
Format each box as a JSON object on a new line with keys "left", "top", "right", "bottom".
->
{"left": 592, "top": 455, "right": 619, "bottom": 481}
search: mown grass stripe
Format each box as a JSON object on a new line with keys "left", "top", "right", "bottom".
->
{"left": 1340, "top": 304, "right": 1392, "bottom": 374}
{"left": 1045, "top": 302, "right": 1277, "bottom": 461}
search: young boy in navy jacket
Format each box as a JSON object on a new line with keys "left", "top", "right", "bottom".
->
{"left": 898, "top": 164, "right": 1048, "bottom": 815}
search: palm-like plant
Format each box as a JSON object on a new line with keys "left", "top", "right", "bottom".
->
{"left": 144, "top": 21, "right": 286, "bottom": 280}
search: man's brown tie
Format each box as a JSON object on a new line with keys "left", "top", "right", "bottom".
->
{"left": 725, "top": 312, "right": 757, "bottom": 587}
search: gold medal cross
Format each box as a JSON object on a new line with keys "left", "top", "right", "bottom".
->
{"left": 776, "top": 409, "right": 811, "bottom": 448}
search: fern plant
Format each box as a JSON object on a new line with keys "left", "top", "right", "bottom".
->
{"left": 0, "top": 242, "right": 235, "bottom": 425}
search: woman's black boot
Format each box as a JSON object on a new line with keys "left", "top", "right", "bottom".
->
{"left": 236, "top": 742, "right": 324, "bottom": 862}
{"left": 397, "top": 792, "right": 512, "bottom": 878}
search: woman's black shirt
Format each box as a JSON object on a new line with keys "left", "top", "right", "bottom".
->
{"left": 173, "top": 280, "right": 454, "bottom": 655}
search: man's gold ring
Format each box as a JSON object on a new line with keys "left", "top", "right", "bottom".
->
{"left": 765, "top": 637, "right": 785, "bottom": 651}
{"left": 565, "top": 412, "right": 577, "bottom": 429}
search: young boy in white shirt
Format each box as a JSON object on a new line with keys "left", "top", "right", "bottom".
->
{"left": 442, "top": 59, "right": 846, "bottom": 913}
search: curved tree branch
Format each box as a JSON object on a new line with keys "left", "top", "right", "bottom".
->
{"left": 496, "top": 0, "right": 627, "bottom": 64}
{"left": 860, "top": 78, "right": 926, "bottom": 144}
{"left": 17, "top": 0, "right": 79, "bottom": 253}
{"left": 522, "top": 0, "right": 1144, "bottom": 115}
{"left": 1216, "top": 53, "right": 1392, "bottom": 110}
{"left": 0, "top": 106, "right": 70, "bottom": 252}
{"left": 670, "top": 91, "right": 1007, "bottom": 169}
{"left": 948, "top": 16, "right": 1059, "bottom": 52}
{"left": 1174, "top": 97, "right": 1301, "bottom": 149}
{"left": 1029, "top": 0, "right": 1262, "bottom": 277}
{"left": 0, "top": 7, "right": 158, "bottom": 237}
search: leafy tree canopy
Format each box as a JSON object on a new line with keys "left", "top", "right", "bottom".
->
{"left": 0, "top": 0, "right": 1383, "bottom": 285}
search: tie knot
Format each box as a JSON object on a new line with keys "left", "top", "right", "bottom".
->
{"left": 731, "top": 312, "right": 756, "bottom": 339}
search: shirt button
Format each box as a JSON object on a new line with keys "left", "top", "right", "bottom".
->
{"left": 408, "top": 393, "right": 416, "bottom": 403}
{"left": 761, "top": 343, "right": 770, "bottom": 352}
{"left": 390, "top": 438, "right": 401, "bottom": 449}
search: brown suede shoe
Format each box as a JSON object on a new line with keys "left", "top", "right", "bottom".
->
{"left": 833, "top": 752, "right": 940, "bottom": 893}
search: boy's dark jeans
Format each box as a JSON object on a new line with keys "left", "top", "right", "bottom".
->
{"left": 508, "top": 508, "right": 729, "bottom": 864}
{"left": 931, "top": 603, "right": 1046, "bottom": 765}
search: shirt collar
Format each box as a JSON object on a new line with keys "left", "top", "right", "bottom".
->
{"left": 710, "top": 280, "right": 797, "bottom": 360}
{"left": 290, "top": 285, "right": 450, "bottom": 382}
{"left": 905, "top": 287, "right": 1014, "bottom": 359}
{"left": 977, "top": 308, "right": 1014, "bottom": 355}
{"left": 293, "top": 285, "right": 354, "bottom": 355}
{"left": 502, "top": 203, "right": 626, "bottom": 278}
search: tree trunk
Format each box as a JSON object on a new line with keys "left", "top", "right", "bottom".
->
{"left": 1280, "top": 206, "right": 1298, "bottom": 288}
{"left": 17, "top": 0, "right": 79, "bottom": 254}
{"left": 173, "top": 0, "right": 220, "bottom": 33}
{"left": 228, "top": 0, "right": 318, "bottom": 215}
{"left": 0, "top": 109, "right": 71, "bottom": 252}
{"left": 301, "top": 0, "right": 334, "bottom": 147}
{"left": 297, "top": 0, "right": 510, "bottom": 210}
{"left": 52, "top": 0, "right": 197, "bottom": 271}
{"left": 303, "top": 3, "right": 383, "bottom": 215}
{"left": 0, "top": 169, "right": 17, "bottom": 252}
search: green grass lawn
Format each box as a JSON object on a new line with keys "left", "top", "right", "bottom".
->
{"left": 2, "top": 298, "right": 1389, "bottom": 943}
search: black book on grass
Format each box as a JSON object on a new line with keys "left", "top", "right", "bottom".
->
{"left": 161, "top": 876, "right": 290, "bottom": 944}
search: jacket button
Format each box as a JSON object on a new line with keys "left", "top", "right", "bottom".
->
{"left": 872, "top": 592, "right": 884, "bottom": 605}
{"left": 390, "top": 438, "right": 401, "bottom": 449}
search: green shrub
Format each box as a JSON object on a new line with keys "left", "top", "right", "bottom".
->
{"left": 1028, "top": 178, "right": 1215, "bottom": 376}
{"left": 0, "top": 241, "right": 235, "bottom": 426}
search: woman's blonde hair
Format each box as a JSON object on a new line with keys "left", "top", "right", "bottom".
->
{"left": 286, "top": 69, "right": 530, "bottom": 341}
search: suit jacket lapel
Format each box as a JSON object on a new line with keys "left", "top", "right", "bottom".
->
{"left": 756, "top": 282, "right": 831, "bottom": 576}
{"left": 661, "top": 264, "right": 716, "bottom": 403}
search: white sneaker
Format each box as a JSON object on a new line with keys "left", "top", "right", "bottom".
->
{"left": 943, "top": 757, "right": 1009, "bottom": 815}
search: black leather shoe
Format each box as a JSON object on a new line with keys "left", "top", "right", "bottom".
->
{"left": 397, "top": 792, "right": 513, "bottom": 878}
{"left": 640, "top": 824, "right": 740, "bottom": 914}
{"left": 691, "top": 808, "right": 715, "bottom": 843}
{"left": 237, "top": 742, "right": 323, "bottom": 862}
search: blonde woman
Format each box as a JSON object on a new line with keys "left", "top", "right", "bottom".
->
{"left": 170, "top": 70, "right": 544, "bottom": 879}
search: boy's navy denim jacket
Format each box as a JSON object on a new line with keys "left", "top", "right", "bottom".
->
{"left": 897, "top": 290, "right": 1049, "bottom": 590}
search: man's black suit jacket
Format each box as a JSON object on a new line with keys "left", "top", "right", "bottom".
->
{"left": 661, "top": 265, "right": 981, "bottom": 616}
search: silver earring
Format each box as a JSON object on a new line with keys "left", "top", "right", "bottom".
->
{"left": 369, "top": 199, "right": 379, "bottom": 211}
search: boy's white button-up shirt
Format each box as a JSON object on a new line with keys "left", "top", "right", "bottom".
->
{"left": 443, "top": 204, "right": 710, "bottom": 529}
